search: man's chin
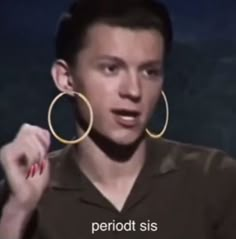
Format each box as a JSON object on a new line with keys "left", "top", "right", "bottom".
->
{"left": 88, "top": 126, "right": 145, "bottom": 160}
{"left": 109, "top": 131, "right": 144, "bottom": 147}
{"left": 88, "top": 123, "right": 145, "bottom": 148}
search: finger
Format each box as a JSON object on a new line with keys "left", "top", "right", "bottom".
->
{"left": 40, "top": 159, "right": 47, "bottom": 175}
{"left": 28, "top": 160, "right": 48, "bottom": 181}
{"left": 34, "top": 129, "right": 51, "bottom": 152}
{"left": 17, "top": 124, "right": 49, "bottom": 146}
{"left": 27, "top": 158, "right": 47, "bottom": 178}
{"left": 24, "top": 136, "right": 48, "bottom": 162}
{"left": 23, "top": 147, "right": 42, "bottom": 169}
{"left": 31, "top": 162, "right": 42, "bottom": 178}
{"left": 26, "top": 165, "right": 33, "bottom": 179}
{"left": 13, "top": 135, "right": 43, "bottom": 165}
{"left": 12, "top": 137, "right": 46, "bottom": 177}
{"left": 32, "top": 164, "right": 36, "bottom": 177}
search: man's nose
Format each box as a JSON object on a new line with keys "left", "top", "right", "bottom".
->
{"left": 119, "top": 72, "right": 142, "bottom": 102}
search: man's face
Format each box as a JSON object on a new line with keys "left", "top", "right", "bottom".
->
{"left": 72, "top": 23, "right": 164, "bottom": 145}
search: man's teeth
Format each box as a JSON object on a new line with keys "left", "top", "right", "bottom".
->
{"left": 120, "top": 116, "right": 135, "bottom": 120}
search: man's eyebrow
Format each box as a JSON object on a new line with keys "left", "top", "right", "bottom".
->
{"left": 140, "top": 60, "right": 162, "bottom": 68}
{"left": 95, "top": 55, "right": 126, "bottom": 66}
{"left": 96, "top": 55, "right": 123, "bottom": 62}
{"left": 95, "top": 55, "right": 162, "bottom": 67}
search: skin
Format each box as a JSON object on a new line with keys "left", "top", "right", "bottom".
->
{"left": 53, "top": 23, "right": 164, "bottom": 145}
{"left": 0, "top": 23, "right": 165, "bottom": 238}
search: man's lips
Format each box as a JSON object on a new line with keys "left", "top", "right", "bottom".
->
{"left": 111, "top": 109, "right": 141, "bottom": 116}
{"left": 111, "top": 109, "right": 141, "bottom": 127}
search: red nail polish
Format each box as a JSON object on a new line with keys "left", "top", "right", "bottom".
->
{"left": 40, "top": 160, "right": 45, "bottom": 175}
{"left": 35, "top": 164, "right": 39, "bottom": 174}
{"left": 31, "top": 165, "right": 36, "bottom": 177}
{"left": 26, "top": 168, "right": 31, "bottom": 179}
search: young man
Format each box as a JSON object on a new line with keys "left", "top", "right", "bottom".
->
{"left": 0, "top": 0, "right": 236, "bottom": 238}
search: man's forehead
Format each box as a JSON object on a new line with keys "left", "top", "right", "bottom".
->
{"left": 87, "top": 22, "right": 163, "bottom": 40}
{"left": 83, "top": 23, "right": 164, "bottom": 60}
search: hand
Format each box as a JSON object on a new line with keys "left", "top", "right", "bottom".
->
{"left": 0, "top": 123, "right": 51, "bottom": 212}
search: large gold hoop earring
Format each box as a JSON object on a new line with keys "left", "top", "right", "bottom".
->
{"left": 145, "top": 90, "right": 169, "bottom": 139}
{"left": 47, "top": 91, "right": 94, "bottom": 144}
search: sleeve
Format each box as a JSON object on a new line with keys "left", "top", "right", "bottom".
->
{"left": 205, "top": 150, "right": 236, "bottom": 239}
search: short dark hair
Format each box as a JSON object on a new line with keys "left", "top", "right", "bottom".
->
{"left": 55, "top": 0, "right": 173, "bottom": 65}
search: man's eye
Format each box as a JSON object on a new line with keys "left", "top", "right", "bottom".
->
{"left": 145, "top": 69, "right": 162, "bottom": 76}
{"left": 100, "top": 64, "right": 119, "bottom": 75}
{"left": 143, "top": 68, "right": 162, "bottom": 77}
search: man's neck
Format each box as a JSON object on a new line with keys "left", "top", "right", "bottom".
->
{"left": 75, "top": 128, "right": 147, "bottom": 186}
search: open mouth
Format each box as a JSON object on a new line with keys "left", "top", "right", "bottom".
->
{"left": 111, "top": 109, "right": 141, "bottom": 127}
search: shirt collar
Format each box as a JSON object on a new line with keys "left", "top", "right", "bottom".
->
{"left": 50, "top": 145, "right": 86, "bottom": 190}
{"left": 145, "top": 137, "right": 180, "bottom": 175}
{"left": 50, "top": 137, "right": 180, "bottom": 190}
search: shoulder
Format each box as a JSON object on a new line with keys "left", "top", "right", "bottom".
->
{"left": 158, "top": 139, "right": 236, "bottom": 227}
{"left": 158, "top": 138, "right": 236, "bottom": 207}
{"left": 47, "top": 145, "right": 71, "bottom": 169}
{"left": 48, "top": 147, "right": 67, "bottom": 162}
{"left": 158, "top": 138, "right": 236, "bottom": 176}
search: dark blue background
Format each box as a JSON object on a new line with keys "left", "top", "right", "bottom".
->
{"left": 0, "top": 0, "right": 236, "bottom": 170}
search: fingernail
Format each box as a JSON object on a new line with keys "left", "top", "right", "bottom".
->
{"left": 26, "top": 168, "right": 31, "bottom": 179}
{"left": 40, "top": 160, "right": 45, "bottom": 175}
{"left": 35, "top": 164, "right": 39, "bottom": 175}
{"left": 31, "top": 165, "right": 36, "bottom": 177}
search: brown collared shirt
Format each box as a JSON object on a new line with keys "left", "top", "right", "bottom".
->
{"left": 1, "top": 138, "right": 236, "bottom": 239}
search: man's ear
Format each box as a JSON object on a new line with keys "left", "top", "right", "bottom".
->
{"left": 51, "top": 59, "right": 74, "bottom": 94}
